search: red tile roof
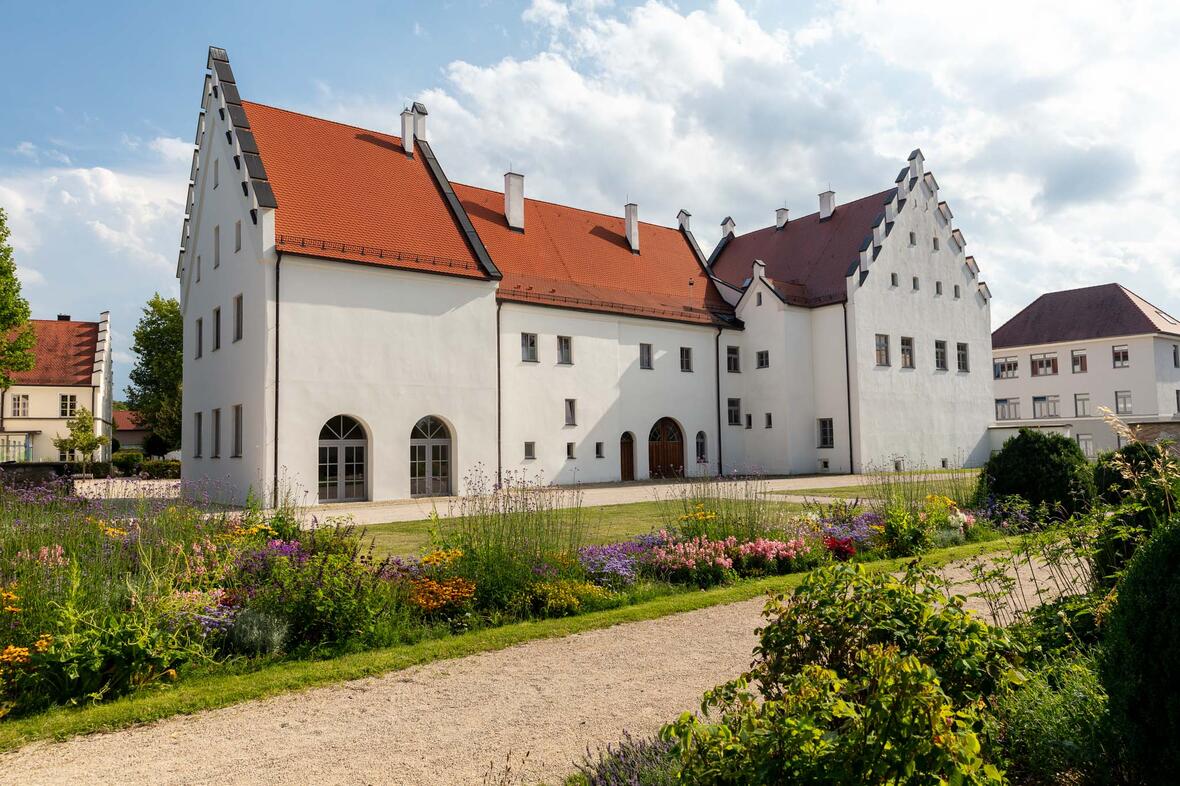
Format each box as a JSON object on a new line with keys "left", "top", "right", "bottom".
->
{"left": 113, "top": 410, "right": 145, "bottom": 431}
{"left": 11, "top": 320, "right": 98, "bottom": 386}
{"left": 243, "top": 102, "right": 490, "bottom": 280}
{"left": 710, "top": 189, "right": 896, "bottom": 306}
{"left": 993, "top": 283, "right": 1180, "bottom": 348}
{"left": 454, "top": 184, "right": 733, "bottom": 325}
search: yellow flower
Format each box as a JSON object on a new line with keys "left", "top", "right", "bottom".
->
{"left": 0, "top": 645, "right": 30, "bottom": 665}
{"left": 34, "top": 633, "right": 52, "bottom": 653}
{"left": 3, "top": 606, "right": 20, "bottom": 614}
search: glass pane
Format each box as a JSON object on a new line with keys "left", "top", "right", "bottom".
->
{"left": 318, "top": 445, "right": 339, "bottom": 501}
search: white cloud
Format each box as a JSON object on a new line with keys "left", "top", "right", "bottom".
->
{"left": 148, "top": 136, "right": 195, "bottom": 165}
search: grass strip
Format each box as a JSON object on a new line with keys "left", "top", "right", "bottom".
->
{"left": 0, "top": 537, "right": 1014, "bottom": 752}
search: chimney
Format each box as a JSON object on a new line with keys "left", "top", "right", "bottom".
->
{"left": 411, "top": 102, "right": 428, "bottom": 140}
{"left": 625, "top": 203, "right": 639, "bottom": 253}
{"left": 908, "top": 148, "right": 924, "bottom": 180}
{"left": 504, "top": 171, "right": 525, "bottom": 231}
{"left": 400, "top": 108, "right": 415, "bottom": 157}
{"left": 57, "top": 314, "right": 71, "bottom": 321}
{"left": 819, "top": 190, "right": 836, "bottom": 220}
{"left": 721, "top": 216, "right": 736, "bottom": 237}
{"left": 775, "top": 207, "right": 789, "bottom": 230}
{"left": 676, "top": 209, "right": 691, "bottom": 232}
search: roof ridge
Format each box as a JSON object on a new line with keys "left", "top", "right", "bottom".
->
{"left": 740, "top": 188, "right": 896, "bottom": 236}
{"left": 242, "top": 100, "right": 405, "bottom": 145}
{"left": 454, "top": 181, "right": 684, "bottom": 233}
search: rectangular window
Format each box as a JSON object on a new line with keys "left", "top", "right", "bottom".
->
{"left": 900, "top": 337, "right": 914, "bottom": 369}
{"left": 890, "top": 272, "right": 899, "bottom": 287}
{"left": 1033, "top": 395, "right": 1059, "bottom": 418}
{"left": 1077, "top": 434, "right": 1095, "bottom": 458}
{"left": 727, "top": 398, "right": 741, "bottom": 426}
{"left": 232, "top": 404, "right": 242, "bottom": 457}
{"left": 557, "top": 335, "right": 573, "bottom": 365}
{"left": 214, "top": 158, "right": 219, "bottom": 188}
{"left": 727, "top": 345, "right": 741, "bottom": 373}
{"left": 1112, "top": 345, "right": 1129, "bottom": 368}
{"left": 566, "top": 441, "right": 575, "bottom": 459}
{"left": 196, "top": 255, "right": 201, "bottom": 282}
{"left": 954, "top": 284, "right": 961, "bottom": 299}
{"left": 211, "top": 408, "right": 221, "bottom": 458}
{"left": 695, "top": 432, "right": 707, "bottom": 463}
{"left": 59, "top": 394, "right": 77, "bottom": 418}
{"left": 640, "top": 342, "right": 653, "bottom": 369}
{"left": 875, "top": 334, "right": 890, "bottom": 366}
{"left": 764, "top": 412, "right": 773, "bottom": 428}
{"left": 933, "top": 237, "right": 940, "bottom": 251}
{"left": 993, "top": 357, "right": 1018, "bottom": 379}
{"left": 935, "top": 340, "right": 948, "bottom": 371}
{"left": 680, "top": 347, "right": 693, "bottom": 372}
{"left": 212, "top": 307, "right": 221, "bottom": 351}
{"left": 1072, "top": 350, "right": 1088, "bottom": 373}
{"left": 195, "top": 318, "right": 203, "bottom": 358}
{"left": 756, "top": 350, "right": 769, "bottom": 369}
{"left": 521, "top": 332, "right": 538, "bottom": 362}
{"left": 744, "top": 413, "right": 752, "bottom": 430}
{"left": 1174, "top": 344, "right": 1179, "bottom": 368}
{"left": 1176, "top": 389, "right": 1180, "bottom": 413}
{"left": 564, "top": 399, "right": 576, "bottom": 426}
{"left": 1075, "top": 393, "right": 1091, "bottom": 417}
{"left": 234, "top": 220, "right": 242, "bottom": 252}
{"left": 936, "top": 281, "right": 943, "bottom": 296}
{"left": 912, "top": 276, "right": 920, "bottom": 291}
{"left": 957, "top": 342, "right": 969, "bottom": 372}
{"left": 995, "top": 398, "right": 1020, "bottom": 420}
{"left": 193, "top": 411, "right": 203, "bottom": 457}
{"left": 817, "top": 418, "right": 834, "bottom": 449}
{"left": 595, "top": 441, "right": 604, "bottom": 458}
{"left": 233, "top": 295, "right": 243, "bottom": 342}
{"left": 524, "top": 442, "right": 536, "bottom": 460}
{"left": 908, "top": 231, "right": 916, "bottom": 246}
{"left": 10, "top": 394, "right": 27, "bottom": 417}
{"left": 1116, "top": 390, "right": 1132, "bottom": 415}
{"left": 755, "top": 292, "right": 763, "bottom": 306}
{"left": 1031, "top": 352, "right": 1058, "bottom": 376}
{"left": 213, "top": 225, "right": 220, "bottom": 268}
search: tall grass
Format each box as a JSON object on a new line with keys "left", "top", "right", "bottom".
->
{"left": 860, "top": 461, "right": 980, "bottom": 519}
{"left": 657, "top": 476, "right": 804, "bottom": 542}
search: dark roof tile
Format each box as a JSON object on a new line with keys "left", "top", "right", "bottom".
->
{"left": 992, "top": 283, "right": 1180, "bottom": 348}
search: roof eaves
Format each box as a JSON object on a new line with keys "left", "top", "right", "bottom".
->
{"left": 416, "top": 138, "right": 502, "bottom": 280}
{"left": 705, "top": 232, "right": 732, "bottom": 269}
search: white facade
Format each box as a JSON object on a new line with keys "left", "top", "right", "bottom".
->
{"left": 991, "top": 334, "right": 1180, "bottom": 456}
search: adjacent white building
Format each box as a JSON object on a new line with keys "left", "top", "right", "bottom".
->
{"left": 0, "top": 313, "right": 114, "bottom": 462}
{"left": 990, "top": 283, "right": 1180, "bottom": 456}
{"left": 178, "top": 48, "right": 995, "bottom": 505}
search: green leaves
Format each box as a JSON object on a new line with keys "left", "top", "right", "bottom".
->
{"left": 124, "top": 294, "right": 183, "bottom": 449}
{"left": 0, "top": 208, "right": 35, "bottom": 391}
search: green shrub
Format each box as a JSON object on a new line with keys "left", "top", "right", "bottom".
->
{"left": 227, "top": 608, "right": 288, "bottom": 656}
{"left": 1012, "top": 592, "right": 1105, "bottom": 661}
{"left": 1100, "top": 519, "right": 1180, "bottom": 782}
{"left": 880, "top": 497, "right": 936, "bottom": 556}
{"left": 140, "top": 459, "right": 181, "bottom": 479}
{"left": 983, "top": 428, "right": 1095, "bottom": 516}
{"left": 1091, "top": 442, "right": 1179, "bottom": 586}
{"left": 111, "top": 450, "right": 144, "bottom": 477}
{"left": 65, "top": 461, "right": 111, "bottom": 478}
{"left": 666, "top": 645, "right": 1004, "bottom": 786}
{"left": 986, "top": 657, "right": 1112, "bottom": 786}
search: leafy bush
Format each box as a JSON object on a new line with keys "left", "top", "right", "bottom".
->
{"left": 880, "top": 498, "right": 936, "bottom": 556}
{"left": 666, "top": 645, "right": 1004, "bottom": 786}
{"left": 1100, "top": 520, "right": 1180, "bottom": 782}
{"left": 111, "top": 450, "right": 144, "bottom": 477}
{"left": 1012, "top": 592, "right": 1105, "bottom": 660}
{"left": 140, "top": 459, "right": 181, "bottom": 479}
{"left": 1091, "top": 441, "right": 1178, "bottom": 586}
{"left": 983, "top": 428, "right": 1095, "bottom": 516}
{"left": 65, "top": 461, "right": 111, "bottom": 478}
{"left": 986, "top": 657, "right": 1112, "bottom": 786}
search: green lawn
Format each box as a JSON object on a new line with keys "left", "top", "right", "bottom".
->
{"left": 361, "top": 499, "right": 811, "bottom": 557}
{"left": 0, "top": 537, "right": 1015, "bottom": 752}
{"left": 776, "top": 471, "right": 981, "bottom": 503}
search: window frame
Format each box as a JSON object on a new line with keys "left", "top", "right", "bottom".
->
{"left": 195, "top": 317, "right": 203, "bottom": 358}
{"left": 639, "top": 342, "right": 653, "bottom": 370}
{"left": 1071, "top": 349, "right": 1088, "bottom": 374}
{"left": 875, "top": 334, "right": 890, "bottom": 367}
{"left": 524, "top": 441, "right": 536, "bottom": 460}
{"left": 935, "top": 281, "right": 943, "bottom": 296}
{"left": 211, "top": 408, "right": 221, "bottom": 458}
{"left": 233, "top": 294, "right": 243, "bottom": 342}
{"left": 764, "top": 412, "right": 773, "bottom": 429}
{"left": 900, "top": 336, "right": 915, "bottom": 369}
{"left": 1115, "top": 389, "right": 1132, "bottom": 415}
{"left": 520, "top": 332, "right": 538, "bottom": 363}
{"left": 556, "top": 335, "right": 573, "bottom": 365}
{"left": 727, "top": 398, "right": 741, "bottom": 426}
{"left": 193, "top": 411, "right": 203, "bottom": 458}
{"left": 680, "top": 346, "right": 693, "bottom": 373}
{"left": 1032, "top": 395, "right": 1059, "bottom": 419}
{"left": 213, "top": 225, "right": 220, "bottom": 268}
{"left": 1112, "top": 345, "right": 1129, "bottom": 368}
{"left": 232, "top": 404, "right": 243, "bottom": 457}
{"left": 1075, "top": 393, "right": 1091, "bottom": 417}
{"left": 935, "top": 340, "right": 948, "bottom": 371}
{"left": 726, "top": 345, "right": 741, "bottom": 373}
{"left": 10, "top": 394, "right": 28, "bottom": 417}
{"left": 912, "top": 276, "right": 920, "bottom": 291}
{"left": 212, "top": 307, "right": 221, "bottom": 351}
{"left": 234, "top": 220, "right": 242, "bottom": 252}
{"left": 695, "top": 431, "right": 708, "bottom": 463}
{"left": 564, "top": 398, "right": 577, "bottom": 426}
{"left": 995, "top": 398, "right": 1020, "bottom": 421}
{"left": 595, "top": 441, "right": 604, "bottom": 459}
{"left": 890, "top": 272, "right": 899, "bottom": 287}
{"left": 744, "top": 413, "right": 752, "bottom": 430}
{"left": 59, "top": 394, "right": 77, "bottom": 418}
{"left": 817, "top": 418, "right": 834, "bottom": 449}
{"left": 993, "top": 357, "right": 1018, "bottom": 379}
{"left": 755, "top": 350, "right": 769, "bottom": 369}
{"left": 1030, "top": 352, "right": 1058, "bottom": 377}
{"left": 566, "top": 441, "right": 575, "bottom": 460}
{"left": 956, "top": 342, "right": 969, "bottom": 372}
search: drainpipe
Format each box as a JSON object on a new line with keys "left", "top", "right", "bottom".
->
{"left": 715, "top": 326, "right": 723, "bottom": 475}
{"left": 495, "top": 300, "right": 503, "bottom": 486}
{"left": 842, "top": 302, "right": 854, "bottom": 472}
{"left": 272, "top": 251, "right": 282, "bottom": 507}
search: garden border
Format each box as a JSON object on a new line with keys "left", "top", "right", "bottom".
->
{"left": 0, "top": 537, "right": 1015, "bottom": 753}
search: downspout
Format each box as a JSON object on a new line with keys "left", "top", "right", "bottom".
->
{"left": 715, "top": 326, "right": 723, "bottom": 475}
{"left": 495, "top": 300, "right": 503, "bottom": 486}
{"left": 842, "top": 302, "right": 854, "bottom": 473}
{"left": 272, "top": 251, "right": 282, "bottom": 507}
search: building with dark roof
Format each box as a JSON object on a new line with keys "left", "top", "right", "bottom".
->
{"left": 991, "top": 283, "right": 1180, "bottom": 455}
{"left": 179, "top": 47, "right": 995, "bottom": 505}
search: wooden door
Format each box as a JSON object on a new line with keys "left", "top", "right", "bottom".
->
{"left": 647, "top": 418, "right": 684, "bottom": 479}
{"left": 620, "top": 432, "right": 635, "bottom": 481}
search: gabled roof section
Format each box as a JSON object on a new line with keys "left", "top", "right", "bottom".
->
{"left": 242, "top": 101, "right": 495, "bottom": 281}
{"left": 454, "top": 183, "right": 735, "bottom": 326}
{"left": 992, "top": 283, "right": 1180, "bottom": 348}
{"left": 12, "top": 320, "right": 100, "bottom": 387}
{"left": 710, "top": 188, "right": 895, "bottom": 307}
{"left": 113, "top": 410, "right": 146, "bottom": 431}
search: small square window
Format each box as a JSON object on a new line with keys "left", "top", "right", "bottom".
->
{"left": 640, "top": 342, "right": 653, "bottom": 369}
{"left": 564, "top": 398, "right": 576, "bottom": 426}
{"left": 764, "top": 412, "right": 773, "bottom": 428}
{"left": 756, "top": 350, "right": 769, "bottom": 369}
{"left": 1112, "top": 345, "right": 1129, "bottom": 368}
{"left": 557, "top": 335, "right": 573, "bottom": 365}
{"left": 521, "top": 333, "right": 538, "bottom": 362}
{"left": 595, "top": 441, "right": 604, "bottom": 458}
{"left": 524, "top": 442, "right": 536, "bottom": 460}
{"left": 59, "top": 394, "right": 77, "bottom": 418}
{"left": 566, "top": 441, "right": 575, "bottom": 459}
{"left": 680, "top": 346, "right": 693, "bottom": 372}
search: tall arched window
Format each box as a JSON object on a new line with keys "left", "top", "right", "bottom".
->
{"left": 318, "top": 415, "right": 367, "bottom": 502}
{"left": 695, "top": 431, "right": 707, "bottom": 464}
{"left": 410, "top": 416, "right": 452, "bottom": 497}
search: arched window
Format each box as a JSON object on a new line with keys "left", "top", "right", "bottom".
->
{"left": 318, "top": 415, "right": 367, "bottom": 502}
{"left": 410, "top": 416, "right": 452, "bottom": 496}
{"left": 695, "top": 431, "right": 707, "bottom": 464}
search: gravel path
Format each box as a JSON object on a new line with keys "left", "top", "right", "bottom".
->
{"left": 0, "top": 554, "right": 1062, "bottom": 786}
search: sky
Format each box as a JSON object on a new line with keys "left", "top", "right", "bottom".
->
{"left": 2, "top": 0, "right": 1178, "bottom": 396}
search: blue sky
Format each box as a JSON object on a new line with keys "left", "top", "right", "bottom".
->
{"left": 2, "top": 0, "right": 1178, "bottom": 396}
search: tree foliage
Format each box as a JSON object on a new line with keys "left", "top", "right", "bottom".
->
{"left": 52, "top": 407, "right": 110, "bottom": 473}
{"left": 124, "top": 294, "right": 183, "bottom": 449}
{"left": 982, "top": 428, "right": 1095, "bottom": 516}
{"left": 0, "top": 207, "right": 35, "bottom": 390}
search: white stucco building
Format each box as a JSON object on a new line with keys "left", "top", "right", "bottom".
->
{"left": 178, "top": 48, "right": 995, "bottom": 505}
{"left": 0, "top": 313, "right": 114, "bottom": 463}
{"left": 990, "top": 284, "right": 1180, "bottom": 456}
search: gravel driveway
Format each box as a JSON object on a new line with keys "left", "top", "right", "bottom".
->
{"left": 0, "top": 555, "right": 1064, "bottom": 786}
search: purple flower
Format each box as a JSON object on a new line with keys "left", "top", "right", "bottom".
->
{"left": 579, "top": 542, "right": 644, "bottom": 587}
{"left": 823, "top": 512, "right": 879, "bottom": 544}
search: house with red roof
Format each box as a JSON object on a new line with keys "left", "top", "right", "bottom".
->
{"left": 178, "top": 47, "right": 994, "bottom": 505}
{"left": 112, "top": 409, "right": 149, "bottom": 451}
{"left": 991, "top": 284, "right": 1180, "bottom": 456}
{"left": 0, "top": 313, "right": 114, "bottom": 463}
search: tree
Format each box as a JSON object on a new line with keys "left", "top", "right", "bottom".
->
{"left": 0, "top": 207, "right": 35, "bottom": 390}
{"left": 52, "top": 407, "right": 109, "bottom": 474}
{"left": 124, "top": 294, "right": 183, "bottom": 449}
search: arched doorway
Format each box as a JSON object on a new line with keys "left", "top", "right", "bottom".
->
{"left": 410, "top": 416, "right": 452, "bottom": 497}
{"left": 318, "top": 415, "right": 367, "bottom": 502}
{"left": 620, "top": 431, "right": 635, "bottom": 481}
{"left": 648, "top": 417, "right": 684, "bottom": 479}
